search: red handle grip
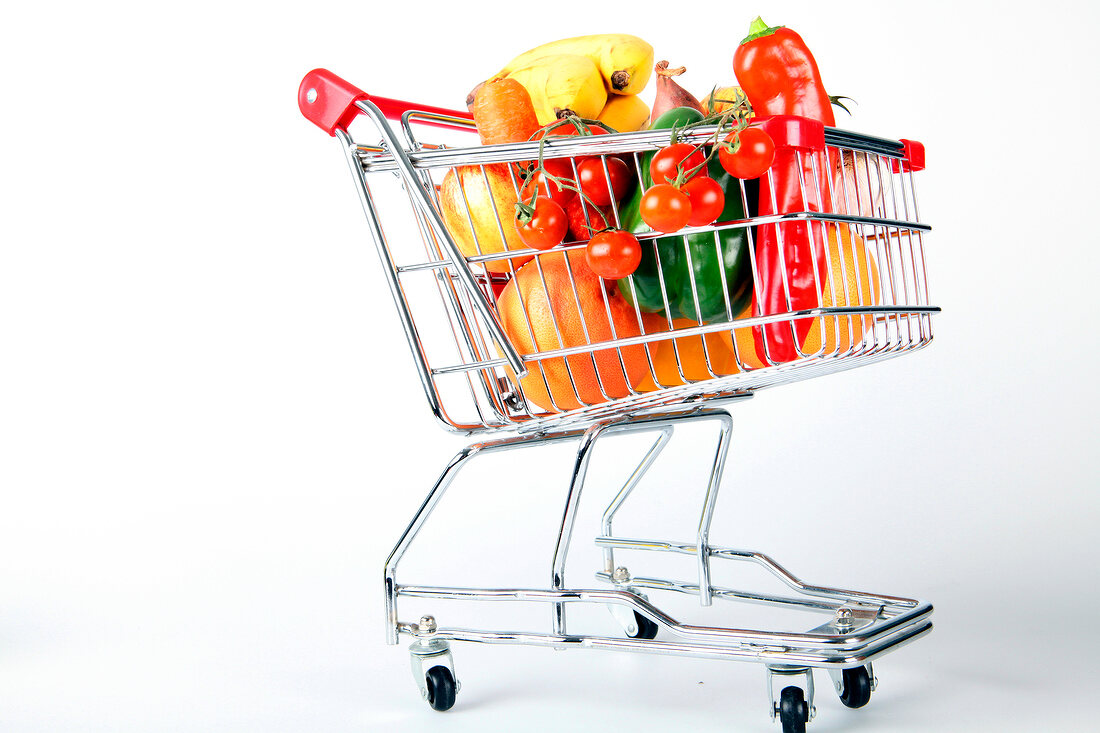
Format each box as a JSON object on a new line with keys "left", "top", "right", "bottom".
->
{"left": 299, "top": 68, "right": 474, "bottom": 136}
{"left": 892, "top": 139, "right": 926, "bottom": 172}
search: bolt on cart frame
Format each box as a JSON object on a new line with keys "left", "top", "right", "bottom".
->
{"left": 299, "top": 68, "right": 935, "bottom": 731}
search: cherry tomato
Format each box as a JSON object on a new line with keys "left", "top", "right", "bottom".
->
{"left": 650, "top": 143, "right": 706, "bottom": 186}
{"left": 539, "top": 123, "right": 610, "bottom": 138}
{"left": 532, "top": 131, "right": 579, "bottom": 200}
{"left": 526, "top": 168, "right": 575, "bottom": 205}
{"left": 585, "top": 229, "right": 642, "bottom": 279}
{"left": 515, "top": 197, "right": 568, "bottom": 250}
{"left": 530, "top": 124, "right": 615, "bottom": 203}
{"left": 542, "top": 155, "right": 576, "bottom": 184}
{"left": 718, "top": 127, "right": 775, "bottom": 179}
{"left": 565, "top": 195, "right": 613, "bottom": 241}
{"left": 681, "top": 176, "right": 726, "bottom": 226}
{"left": 577, "top": 157, "right": 633, "bottom": 206}
{"left": 640, "top": 184, "right": 692, "bottom": 233}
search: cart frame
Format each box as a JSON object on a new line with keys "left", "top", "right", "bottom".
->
{"left": 299, "top": 68, "right": 936, "bottom": 729}
{"left": 387, "top": 404, "right": 931, "bottom": 724}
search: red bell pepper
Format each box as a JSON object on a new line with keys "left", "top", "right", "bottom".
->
{"left": 734, "top": 17, "right": 835, "bottom": 364}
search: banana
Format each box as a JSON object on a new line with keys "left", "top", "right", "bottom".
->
{"left": 500, "top": 34, "right": 655, "bottom": 97}
{"left": 596, "top": 94, "right": 650, "bottom": 132}
{"left": 504, "top": 54, "right": 607, "bottom": 126}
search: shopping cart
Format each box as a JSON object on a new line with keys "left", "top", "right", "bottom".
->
{"left": 299, "top": 68, "right": 935, "bottom": 732}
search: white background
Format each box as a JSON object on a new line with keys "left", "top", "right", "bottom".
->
{"left": 2, "top": 1, "right": 1097, "bottom": 731}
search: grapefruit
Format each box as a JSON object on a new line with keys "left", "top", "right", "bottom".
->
{"left": 637, "top": 315, "right": 747, "bottom": 392}
{"left": 801, "top": 225, "right": 881, "bottom": 355}
{"left": 497, "top": 250, "right": 649, "bottom": 412}
{"left": 716, "top": 226, "right": 880, "bottom": 365}
{"left": 717, "top": 309, "right": 768, "bottom": 370}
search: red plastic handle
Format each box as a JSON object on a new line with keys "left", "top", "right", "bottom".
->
{"left": 891, "top": 139, "right": 926, "bottom": 172}
{"left": 298, "top": 68, "right": 474, "bottom": 136}
{"left": 755, "top": 115, "right": 826, "bottom": 152}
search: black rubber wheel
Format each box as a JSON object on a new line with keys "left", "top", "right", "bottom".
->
{"left": 425, "top": 665, "right": 456, "bottom": 712}
{"left": 838, "top": 666, "right": 872, "bottom": 709}
{"left": 778, "top": 686, "right": 809, "bottom": 733}
{"left": 627, "top": 611, "right": 659, "bottom": 640}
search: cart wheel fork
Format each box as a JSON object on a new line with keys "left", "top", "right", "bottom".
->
{"left": 767, "top": 666, "right": 816, "bottom": 727}
{"left": 410, "top": 630, "right": 460, "bottom": 710}
{"left": 830, "top": 663, "right": 875, "bottom": 708}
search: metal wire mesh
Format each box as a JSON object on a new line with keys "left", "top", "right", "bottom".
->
{"left": 342, "top": 110, "right": 934, "bottom": 435}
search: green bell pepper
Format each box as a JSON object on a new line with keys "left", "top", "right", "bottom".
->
{"left": 617, "top": 108, "right": 753, "bottom": 323}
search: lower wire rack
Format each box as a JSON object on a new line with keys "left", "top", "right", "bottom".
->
{"left": 384, "top": 406, "right": 932, "bottom": 730}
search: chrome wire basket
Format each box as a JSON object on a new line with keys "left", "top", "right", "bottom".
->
{"left": 300, "top": 70, "right": 933, "bottom": 436}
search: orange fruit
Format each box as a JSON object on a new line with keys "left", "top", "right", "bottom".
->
{"left": 439, "top": 164, "right": 532, "bottom": 274}
{"left": 637, "top": 315, "right": 746, "bottom": 392}
{"left": 716, "top": 309, "right": 767, "bottom": 370}
{"left": 497, "top": 250, "right": 649, "bottom": 412}
{"left": 715, "top": 226, "right": 881, "bottom": 366}
{"left": 802, "top": 225, "right": 881, "bottom": 355}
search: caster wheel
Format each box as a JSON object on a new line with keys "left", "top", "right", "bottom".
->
{"left": 838, "top": 666, "right": 872, "bottom": 709}
{"left": 624, "top": 607, "right": 655, "bottom": 638}
{"left": 778, "top": 685, "right": 809, "bottom": 733}
{"left": 425, "top": 665, "right": 456, "bottom": 712}
{"left": 627, "top": 611, "right": 658, "bottom": 640}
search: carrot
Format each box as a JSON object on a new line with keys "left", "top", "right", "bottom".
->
{"left": 471, "top": 77, "right": 541, "bottom": 146}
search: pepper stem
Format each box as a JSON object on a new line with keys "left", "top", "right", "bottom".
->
{"left": 829, "top": 95, "right": 855, "bottom": 115}
{"left": 740, "top": 16, "right": 783, "bottom": 45}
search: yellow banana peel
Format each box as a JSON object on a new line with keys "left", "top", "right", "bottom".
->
{"left": 501, "top": 34, "right": 655, "bottom": 97}
{"left": 505, "top": 54, "right": 606, "bottom": 125}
